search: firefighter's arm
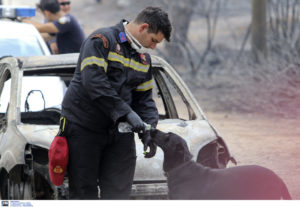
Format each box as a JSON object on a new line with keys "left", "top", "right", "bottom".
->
{"left": 131, "top": 65, "right": 159, "bottom": 128}
{"left": 132, "top": 65, "right": 158, "bottom": 158}
{"left": 80, "top": 36, "right": 132, "bottom": 122}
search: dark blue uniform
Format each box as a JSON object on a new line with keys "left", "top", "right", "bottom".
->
{"left": 61, "top": 20, "right": 158, "bottom": 199}
{"left": 53, "top": 14, "right": 85, "bottom": 54}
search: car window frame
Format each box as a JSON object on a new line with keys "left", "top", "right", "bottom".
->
{"left": 153, "top": 66, "right": 198, "bottom": 121}
{"left": 0, "top": 59, "right": 22, "bottom": 131}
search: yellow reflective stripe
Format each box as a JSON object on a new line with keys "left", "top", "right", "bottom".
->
{"left": 59, "top": 117, "right": 66, "bottom": 132}
{"left": 81, "top": 56, "right": 108, "bottom": 72}
{"left": 136, "top": 79, "right": 153, "bottom": 92}
{"left": 63, "top": 117, "right": 66, "bottom": 132}
{"left": 108, "top": 52, "right": 149, "bottom": 73}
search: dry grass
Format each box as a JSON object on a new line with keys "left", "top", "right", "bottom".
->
{"left": 181, "top": 48, "right": 300, "bottom": 118}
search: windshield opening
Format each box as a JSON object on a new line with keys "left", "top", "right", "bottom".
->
{"left": 0, "top": 76, "right": 67, "bottom": 113}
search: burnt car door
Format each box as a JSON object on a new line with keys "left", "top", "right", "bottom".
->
{"left": 150, "top": 56, "right": 234, "bottom": 169}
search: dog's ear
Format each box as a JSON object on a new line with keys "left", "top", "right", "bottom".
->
{"left": 150, "top": 128, "right": 156, "bottom": 136}
{"left": 176, "top": 143, "right": 193, "bottom": 162}
{"left": 175, "top": 144, "right": 185, "bottom": 155}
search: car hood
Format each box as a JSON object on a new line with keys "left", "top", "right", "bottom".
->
{"left": 17, "top": 118, "right": 217, "bottom": 181}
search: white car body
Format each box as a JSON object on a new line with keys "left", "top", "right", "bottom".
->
{"left": 0, "top": 20, "right": 51, "bottom": 57}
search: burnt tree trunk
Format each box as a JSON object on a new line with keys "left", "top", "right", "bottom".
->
{"left": 251, "top": 0, "right": 267, "bottom": 62}
{"left": 165, "top": 0, "right": 197, "bottom": 68}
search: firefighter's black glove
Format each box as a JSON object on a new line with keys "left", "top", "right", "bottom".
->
{"left": 139, "top": 131, "right": 157, "bottom": 158}
{"left": 126, "top": 111, "right": 144, "bottom": 133}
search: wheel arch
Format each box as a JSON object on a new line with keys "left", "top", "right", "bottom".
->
{"left": 196, "top": 137, "right": 231, "bottom": 169}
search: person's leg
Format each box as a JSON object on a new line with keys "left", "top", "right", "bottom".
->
{"left": 66, "top": 121, "right": 108, "bottom": 199}
{"left": 98, "top": 130, "right": 136, "bottom": 199}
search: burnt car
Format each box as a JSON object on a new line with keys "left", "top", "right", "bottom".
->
{"left": 0, "top": 54, "right": 235, "bottom": 199}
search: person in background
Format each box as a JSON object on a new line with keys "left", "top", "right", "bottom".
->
{"left": 59, "top": 0, "right": 71, "bottom": 13}
{"left": 49, "top": 0, "right": 72, "bottom": 53}
{"left": 61, "top": 7, "right": 172, "bottom": 199}
{"left": 23, "top": 0, "right": 84, "bottom": 54}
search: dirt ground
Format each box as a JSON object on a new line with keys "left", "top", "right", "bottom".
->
{"left": 205, "top": 111, "right": 300, "bottom": 199}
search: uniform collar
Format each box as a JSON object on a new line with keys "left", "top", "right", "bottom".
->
{"left": 115, "top": 19, "right": 129, "bottom": 44}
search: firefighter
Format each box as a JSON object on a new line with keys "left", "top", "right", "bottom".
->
{"left": 61, "top": 7, "right": 172, "bottom": 199}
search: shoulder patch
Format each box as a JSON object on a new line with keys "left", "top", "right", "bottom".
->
{"left": 58, "top": 16, "right": 70, "bottom": 24}
{"left": 91, "top": 34, "right": 109, "bottom": 49}
{"left": 119, "top": 32, "right": 127, "bottom": 43}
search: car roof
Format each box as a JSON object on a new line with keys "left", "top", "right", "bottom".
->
{"left": 0, "top": 20, "right": 41, "bottom": 36}
{"left": 19, "top": 53, "right": 79, "bottom": 72}
{"left": 18, "top": 53, "right": 165, "bottom": 71}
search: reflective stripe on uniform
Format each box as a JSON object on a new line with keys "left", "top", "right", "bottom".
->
{"left": 81, "top": 56, "right": 108, "bottom": 72}
{"left": 136, "top": 79, "right": 153, "bottom": 92}
{"left": 59, "top": 117, "right": 66, "bottom": 132}
{"left": 108, "top": 52, "right": 150, "bottom": 73}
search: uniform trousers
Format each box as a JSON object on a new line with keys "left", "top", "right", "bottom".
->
{"left": 65, "top": 120, "right": 136, "bottom": 199}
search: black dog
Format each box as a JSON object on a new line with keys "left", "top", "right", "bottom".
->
{"left": 150, "top": 129, "right": 292, "bottom": 200}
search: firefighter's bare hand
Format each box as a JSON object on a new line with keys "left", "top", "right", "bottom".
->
{"left": 126, "top": 111, "right": 144, "bottom": 133}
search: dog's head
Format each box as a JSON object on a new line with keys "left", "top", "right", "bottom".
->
{"left": 150, "top": 129, "right": 193, "bottom": 173}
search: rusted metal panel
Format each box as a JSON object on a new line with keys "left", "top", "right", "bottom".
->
{"left": 17, "top": 124, "right": 58, "bottom": 150}
{"left": 131, "top": 183, "right": 168, "bottom": 197}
